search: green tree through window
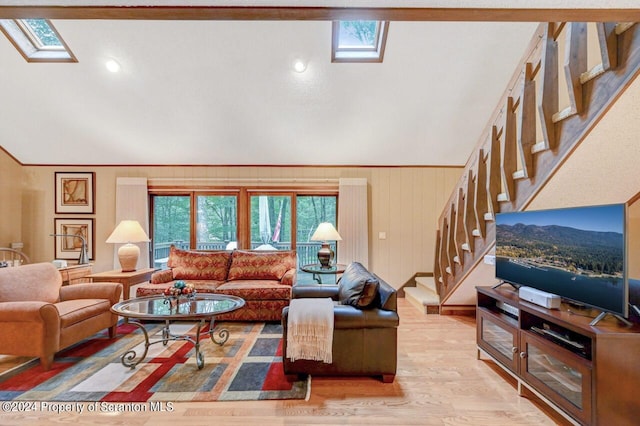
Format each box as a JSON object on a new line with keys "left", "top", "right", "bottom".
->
{"left": 150, "top": 191, "right": 337, "bottom": 268}
{"left": 197, "top": 195, "right": 237, "bottom": 249}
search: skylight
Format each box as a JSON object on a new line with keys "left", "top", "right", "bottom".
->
{"left": 332, "top": 20, "right": 389, "bottom": 63}
{"left": 0, "top": 19, "right": 76, "bottom": 62}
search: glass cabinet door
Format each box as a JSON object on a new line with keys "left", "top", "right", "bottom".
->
{"left": 477, "top": 310, "right": 519, "bottom": 373}
{"left": 521, "top": 332, "right": 592, "bottom": 425}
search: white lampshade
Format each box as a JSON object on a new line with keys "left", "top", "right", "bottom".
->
{"left": 310, "top": 223, "right": 342, "bottom": 269}
{"left": 106, "top": 220, "right": 150, "bottom": 272}
{"left": 106, "top": 220, "right": 150, "bottom": 244}
{"left": 310, "top": 222, "right": 342, "bottom": 242}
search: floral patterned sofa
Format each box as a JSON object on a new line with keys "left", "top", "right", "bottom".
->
{"left": 135, "top": 246, "right": 297, "bottom": 321}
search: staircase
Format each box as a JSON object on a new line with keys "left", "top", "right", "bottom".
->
{"left": 405, "top": 276, "right": 440, "bottom": 314}
{"left": 429, "top": 21, "right": 640, "bottom": 313}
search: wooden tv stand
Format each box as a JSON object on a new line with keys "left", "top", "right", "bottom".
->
{"left": 476, "top": 286, "right": 640, "bottom": 425}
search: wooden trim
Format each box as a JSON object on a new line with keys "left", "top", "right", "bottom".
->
{"left": 598, "top": 22, "right": 619, "bottom": 70}
{"left": 518, "top": 62, "right": 536, "bottom": 178}
{"left": 440, "top": 305, "right": 476, "bottom": 316}
{"left": 500, "top": 97, "right": 517, "bottom": 201}
{"left": 149, "top": 186, "right": 242, "bottom": 192}
{"left": 537, "top": 23, "right": 559, "bottom": 150}
{"left": 446, "top": 207, "right": 457, "bottom": 276}
{"left": 487, "top": 127, "right": 501, "bottom": 215}
{"left": 1, "top": 6, "right": 640, "bottom": 22}
{"left": 454, "top": 188, "right": 466, "bottom": 266}
{"left": 0, "top": 145, "right": 22, "bottom": 165}
{"left": 564, "top": 22, "right": 587, "bottom": 116}
{"left": 433, "top": 230, "right": 442, "bottom": 291}
{"left": 238, "top": 188, "right": 249, "bottom": 249}
{"left": 463, "top": 169, "right": 476, "bottom": 253}
{"left": 473, "top": 149, "right": 488, "bottom": 239}
{"left": 18, "top": 161, "right": 465, "bottom": 168}
{"left": 626, "top": 191, "right": 640, "bottom": 206}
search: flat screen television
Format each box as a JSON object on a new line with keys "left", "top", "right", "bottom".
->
{"left": 495, "top": 203, "right": 629, "bottom": 320}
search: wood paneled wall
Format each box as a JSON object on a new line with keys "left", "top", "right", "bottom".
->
{"left": 3, "top": 162, "right": 462, "bottom": 288}
{"left": 0, "top": 148, "right": 23, "bottom": 250}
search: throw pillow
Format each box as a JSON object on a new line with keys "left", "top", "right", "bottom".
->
{"left": 168, "top": 245, "right": 231, "bottom": 281}
{"left": 337, "top": 262, "right": 379, "bottom": 308}
{"left": 227, "top": 250, "right": 296, "bottom": 281}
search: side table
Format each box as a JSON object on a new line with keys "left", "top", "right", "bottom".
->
{"left": 58, "top": 264, "right": 93, "bottom": 285}
{"left": 300, "top": 263, "right": 347, "bottom": 284}
{"left": 87, "top": 267, "right": 158, "bottom": 300}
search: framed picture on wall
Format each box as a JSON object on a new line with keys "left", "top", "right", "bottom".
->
{"left": 53, "top": 218, "right": 94, "bottom": 260}
{"left": 55, "top": 172, "right": 95, "bottom": 214}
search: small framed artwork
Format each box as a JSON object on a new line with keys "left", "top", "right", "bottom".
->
{"left": 55, "top": 172, "right": 95, "bottom": 214}
{"left": 53, "top": 218, "right": 94, "bottom": 260}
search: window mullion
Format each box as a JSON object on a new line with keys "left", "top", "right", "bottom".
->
{"left": 189, "top": 192, "right": 197, "bottom": 249}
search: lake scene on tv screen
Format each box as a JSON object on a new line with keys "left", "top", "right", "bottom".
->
{"left": 495, "top": 204, "right": 626, "bottom": 315}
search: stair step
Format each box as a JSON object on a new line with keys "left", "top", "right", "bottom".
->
{"left": 415, "top": 276, "right": 437, "bottom": 293}
{"left": 512, "top": 170, "right": 526, "bottom": 180}
{"left": 531, "top": 141, "right": 547, "bottom": 154}
{"left": 453, "top": 255, "right": 460, "bottom": 264}
{"left": 497, "top": 193, "right": 508, "bottom": 202}
{"left": 405, "top": 286, "right": 440, "bottom": 315}
{"left": 461, "top": 243, "right": 471, "bottom": 251}
{"left": 552, "top": 106, "right": 574, "bottom": 123}
{"left": 472, "top": 229, "right": 481, "bottom": 237}
{"left": 580, "top": 63, "right": 605, "bottom": 84}
{"left": 484, "top": 212, "right": 494, "bottom": 221}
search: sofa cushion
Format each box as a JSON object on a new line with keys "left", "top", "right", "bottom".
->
{"left": 168, "top": 246, "right": 231, "bottom": 281}
{"left": 216, "top": 280, "right": 292, "bottom": 300}
{"left": 337, "top": 262, "right": 379, "bottom": 309}
{"left": 227, "top": 250, "right": 296, "bottom": 281}
{"left": 0, "top": 263, "right": 62, "bottom": 303}
{"left": 55, "top": 299, "right": 112, "bottom": 328}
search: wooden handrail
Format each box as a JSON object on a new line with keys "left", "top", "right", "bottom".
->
{"left": 434, "top": 22, "right": 640, "bottom": 305}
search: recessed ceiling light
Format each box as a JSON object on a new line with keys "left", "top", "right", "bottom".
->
{"left": 105, "top": 59, "right": 121, "bottom": 73}
{"left": 293, "top": 60, "right": 306, "bottom": 73}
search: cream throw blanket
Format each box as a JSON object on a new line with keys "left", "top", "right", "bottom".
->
{"left": 286, "top": 298, "right": 334, "bottom": 364}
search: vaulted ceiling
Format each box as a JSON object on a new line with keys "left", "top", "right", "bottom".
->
{"left": 0, "top": 3, "right": 636, "bottom": 166}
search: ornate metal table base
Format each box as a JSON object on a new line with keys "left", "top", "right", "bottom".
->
{"left": 121, "top": 318, "right": 230, "bottom": 370}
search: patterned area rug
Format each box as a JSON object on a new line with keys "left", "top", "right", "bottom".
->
{"left": 0, "top": 322, "right": 309, "bottom": 402}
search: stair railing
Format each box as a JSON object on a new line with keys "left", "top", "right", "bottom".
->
{"left": 434, "top": 21, "right": 640, "bottom": 305}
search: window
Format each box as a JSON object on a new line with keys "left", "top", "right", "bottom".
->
{"left": 0, "top": 19, "right": 76, "bottom": 62}
{"left": 149, "top": 189, "right": 337, "bottom": 271}
{"left": 250, "top": 195, "right": 292, "bottom": 250}
{"left": 332, "top": 20, "right": 389, "bottom": 63}
{"left": 151, "top": 195, "right": 191, "bottom": 268}
{"left": 196, "top": 195, "right": 238, "bottom": 250}
{"left": 296, "top": 195, "right": 338, "bottom": 266}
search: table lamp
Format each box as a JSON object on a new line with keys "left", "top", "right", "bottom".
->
{"left": 310, "top": 222, "right": 342, "bottom": 269}
{"left": 106, "top": 220, "right": 150, "bottom": 272}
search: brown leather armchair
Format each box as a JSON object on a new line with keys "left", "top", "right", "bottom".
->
{"left": 282, "top": 264, "right": 399, "bottom": 383}
{"left": 0, "top": 262, "right": 122, "bottom": 370}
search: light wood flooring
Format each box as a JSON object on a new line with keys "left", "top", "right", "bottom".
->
{"left": 0, "top": 298, "right": 567, "bottom": 426}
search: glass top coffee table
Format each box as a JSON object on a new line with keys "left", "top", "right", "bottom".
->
{"left": 111, "top": 294, "right": 245, "bottom": 370}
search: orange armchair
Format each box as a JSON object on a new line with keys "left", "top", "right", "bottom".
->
{"left": 0, "top": 262, "right": 122, "bottom": 370}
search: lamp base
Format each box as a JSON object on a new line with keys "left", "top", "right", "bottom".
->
{"left": 117, "top": 243, "right": 140, "bottom": 272}
{"left": 317, "top": 242, "right": 334, "bottom": 269}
